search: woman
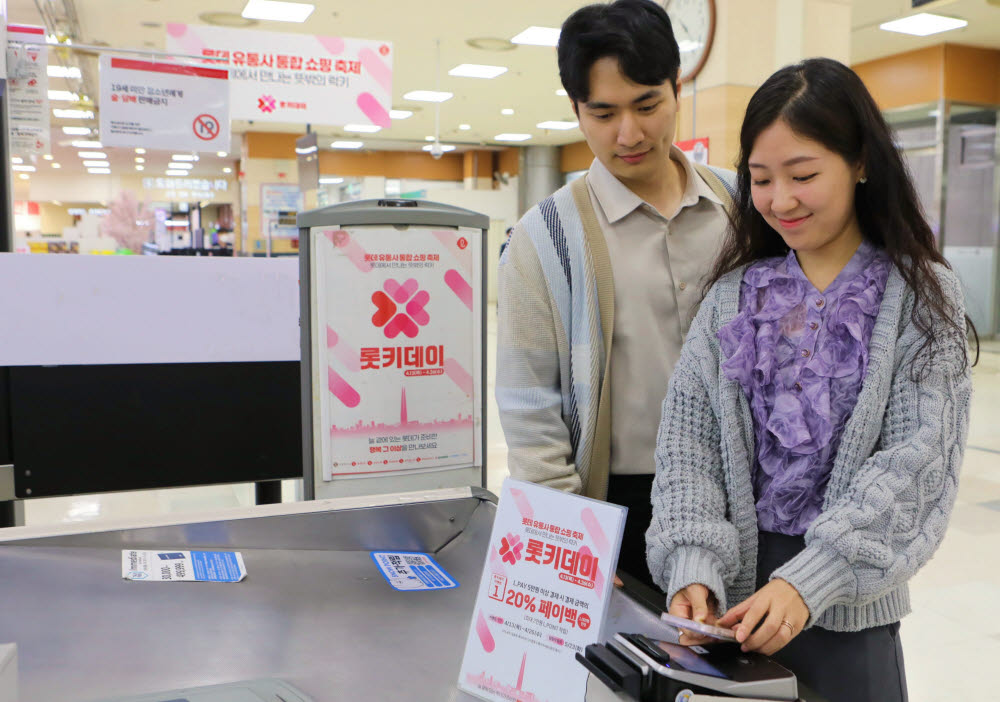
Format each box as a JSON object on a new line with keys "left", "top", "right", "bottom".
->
{"left": 645, "top": 58, "right": 976, "bottom": 701}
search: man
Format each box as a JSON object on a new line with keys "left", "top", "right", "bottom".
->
{"left": 496, "top": 0, "right": 733, "bottom": 590}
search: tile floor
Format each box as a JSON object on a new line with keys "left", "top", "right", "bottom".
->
{"left": 16, "top": 311, "right": 1000, "bottom": 702}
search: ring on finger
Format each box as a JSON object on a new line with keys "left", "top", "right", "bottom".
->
{"left": 780, "top": 619, "right": 794, "bottom": 634}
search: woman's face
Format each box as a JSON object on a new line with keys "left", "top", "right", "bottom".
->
{"left": 747, "top": 119, "right": 864, "bottom": 256}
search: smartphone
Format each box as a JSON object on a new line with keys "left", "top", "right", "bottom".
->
{"left": 660, "top": 612, "right": 738, "bottom": 642}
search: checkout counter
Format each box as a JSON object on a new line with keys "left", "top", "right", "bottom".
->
{"left": 0, "top": 487, "right": 824, "bottom": 702}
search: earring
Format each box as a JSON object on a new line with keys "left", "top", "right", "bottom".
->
{"left": 859, "top": 177, "right": 868, "bottom": 184}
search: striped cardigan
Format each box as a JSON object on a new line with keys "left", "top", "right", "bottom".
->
{"left": 496, "top": 166, "right": 735, "bottom": 500}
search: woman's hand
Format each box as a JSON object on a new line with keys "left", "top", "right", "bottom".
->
{"left": 716, "top": 579, "right": 809, "bottom": 655}
{"left": 669, "top": 583, "right": 718, "bottom": 646}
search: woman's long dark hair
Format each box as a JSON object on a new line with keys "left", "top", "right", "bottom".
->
{"left": 704, "top": 57, "right": 977, "bottom": 370}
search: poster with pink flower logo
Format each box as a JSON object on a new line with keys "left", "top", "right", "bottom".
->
{"left": 458, "top": 479, "right": 626, "bottom": 702}
{"left": 311, "top": 224, "right": 481, "bottom": 480}
{"left": 165, "top": 24, "right": 391, "bottom": 128}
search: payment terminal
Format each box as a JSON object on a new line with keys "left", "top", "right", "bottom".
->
{"left": 577, "top": 633, "right": 800, "bottom": 701}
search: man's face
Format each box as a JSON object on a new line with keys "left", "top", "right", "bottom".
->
{"left": 575, "top": 57, "right": 679, "bottom": 187}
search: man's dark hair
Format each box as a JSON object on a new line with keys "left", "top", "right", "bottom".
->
{"left": 558, "top": 0, "right": 681, "bottom": 104}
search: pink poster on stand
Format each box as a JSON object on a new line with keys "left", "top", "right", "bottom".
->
{"left": 458, "top": 479, "right": 626, "bottom": 702}
{"left": 313, "top": 225, "right": 479, "bottom": 479}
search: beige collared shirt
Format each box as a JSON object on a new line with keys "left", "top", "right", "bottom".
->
{"left": 586, "top": 146, "right": 729, "bottom": 475}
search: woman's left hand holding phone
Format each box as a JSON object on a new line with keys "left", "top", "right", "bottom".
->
{"left": 669, "top": 583, "right": 719, "bottom": 646}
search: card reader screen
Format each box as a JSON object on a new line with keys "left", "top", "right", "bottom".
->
{"left": 655, "top": 641, "right": 728, "bottom": 679}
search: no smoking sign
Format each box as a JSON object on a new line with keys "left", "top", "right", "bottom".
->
{"left": 193, "top": 113, "right": 221, "bottom": 141}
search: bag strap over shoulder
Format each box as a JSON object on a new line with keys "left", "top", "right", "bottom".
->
{"left": 693, "top": 162, "right": 735, "bottom": 212}
{"left": 570, "top": 175, "right": 614, "bottom": 501}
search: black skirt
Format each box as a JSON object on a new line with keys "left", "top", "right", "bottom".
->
{"left": 756, "top": 530, "right": 909, "bottom": 702}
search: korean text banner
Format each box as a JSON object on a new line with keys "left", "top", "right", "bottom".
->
{"left": 312, "top": 225, "right": 478, "bottom": 479}
{"left": 165, "top": 24, "right": 392, "bottom": 127}
{"left": 6, "top": 24, "right": 49, "bottom": 158}
{"left": 458, "top": 479, "right": 626, "bottom": 702}
{"left": 99, "top": 56, "right": 230, "bottom": 152}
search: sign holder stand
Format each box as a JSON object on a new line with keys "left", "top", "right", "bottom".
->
{"left": 298, "top": 198, "right": 489, "bottom": 500}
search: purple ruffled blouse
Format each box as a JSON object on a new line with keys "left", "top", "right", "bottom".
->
{"left": 717, "top": 241, "right": 891, "bottom": 535}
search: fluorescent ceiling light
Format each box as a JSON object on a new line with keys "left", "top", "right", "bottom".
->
{"left": 166, "top": 169, "right": 189, "bottom": 176}
{"left": 87, "top": 168, "right": 111, "bottom": 174}
{"left": 48, "top": 90, "right": 79, "bottom": 101}
{"left": 511, "top": 26, "right": 560, "bottom": 47}
{"left": 53, "top": 108, "right": 94, "bottom": 119}
{"left": 319, "top": 177, "right": 344, "bottom": 184}
{"left": 62, "top": 126, "right": 91, "bottom": 135}
{"left": 77, "top": 151, "right": 107, "bottom": 159}
{"left": 343, "top": 124, "right": 382, "bottom": 133}
{"left": 331, "top": 140, "right": 364, "bottom": 149}
{"left": 171, "top": 154, "right": 199, "bottom": 161}
{"left": 83, "top": 160, "right": 110, "bottom": 168}
{"left": 495, "top": 133, "right": 532, "bottom": 141}
{"left": 501, "top": 108, "right": 514, "bottom": 115}
{"left": 403, "top": 90, "right": 453, "bottom": 103}
{"left": 10, "top": 157, "right": 22, "bottom": 164}
{"left": 12, "top": 165, "right": 36, "bottom": 172}
{"left": 241, "top": 0, "right": 315, "bottom": 23}
{"left": 51, "top": 163, "right": 61, "bottom": 169}
{"left": 43, "top": 154, "right": 53, "bottom": 160}
{"left": 168, "top": 162, "right": 194, "bottom": 169}
{"left": 879, "top": 13, "right": 967, "bottom": 36}
{"left": 556, "top": 89, "right": 568, "bottom": 97}
{"left": 135, "top": 165, "right": 144, "bottom": 171}
{"left": 422, "top": 144, "right": 456, "bottom": 153}
{"left": 448, "top": 63, "right": 508, "bottom": 79}
{"left": 389, "top": 110, "right": 413, "bottom": 120}
{"left": 217, "top": 151, "right": 228, "bottom": 157}
{"left": 18, "top": 173, "right": 29, "bottom": 180}
{"left": 425, "top": 136, "right": 435, "bottom": 142}
{"left": 135, "top": 157, "right": 145, "bottom": 163}
{"left": 135, "top": 148, "right": 146, "bottom": 154}
{"left": 166, "top": 221, "right": 189, "bottom": 228}
{"left": 71, "top": 140, "right": 102, "bottom": 148}
{"left": 537, "top": 120, "right": 579, "bottom": 130}
{"left": 223, "top": 167, "right": 233, "bottom": 173}
{"left": 48, "top": 65, "right": 82, "bottom": 79}
{"left": 459, "top": 124, "right": 471, "bottom": 130}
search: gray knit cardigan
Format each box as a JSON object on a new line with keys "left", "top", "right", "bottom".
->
{"left": 646, "top": 262, "right": 972, "bottom": 632}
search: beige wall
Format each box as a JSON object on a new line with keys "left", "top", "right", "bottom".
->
{"left": 854, "top": 44, "right": 1000, "bottom": 111}
{"left": 39, "top": 203, "right": 76, "bottom": 235}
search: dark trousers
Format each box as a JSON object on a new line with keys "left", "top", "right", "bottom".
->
{"left": 606, "top": 473, "right": 659, "bottom": 592}
{"left": 756, "top": 531, "right": 908, "bottom": 702}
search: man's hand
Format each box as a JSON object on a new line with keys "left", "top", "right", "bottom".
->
{"left": 716, "top": 579, "right": 809, "bottom": 656}
{"left": 669, "top": 583, "right": 718, "bottom": 646}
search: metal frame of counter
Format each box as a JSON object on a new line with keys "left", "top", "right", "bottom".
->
{"left": 0, "top": 487, "right": 676, "bottom": 702}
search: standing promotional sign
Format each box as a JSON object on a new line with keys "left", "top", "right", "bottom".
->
{"left": 99, "top": 56, "right": 230, "bottom": 152}
{"left": 458, "top": 479, "right": 626, "bottom": 702}
{"left": 311, "top": 224, "right": 479, "bottom": 479}
{"left": 165, "top": 24, "right": 392, "bottom": 129}
{"left": 1, "top": 18, "right": 8, "bottom": 80}
{"left": 261, "top": 183, "right": 303, "bottom": 241}
{"left": 5, "top": 24, "right": 49, "bottom": 158}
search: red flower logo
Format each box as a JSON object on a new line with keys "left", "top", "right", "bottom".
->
{"left": 258, "top": 95, "right": 276, "bottom": 113}
{"left": 499, "top": 533, "right": 523, "bottom": 565}
{"left": 371, "top": 278, "right": 430, "bottom": 339}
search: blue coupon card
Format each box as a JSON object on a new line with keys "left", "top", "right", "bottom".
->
{"left": 371, "top": 551, "right": 459, "bottom": 591}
